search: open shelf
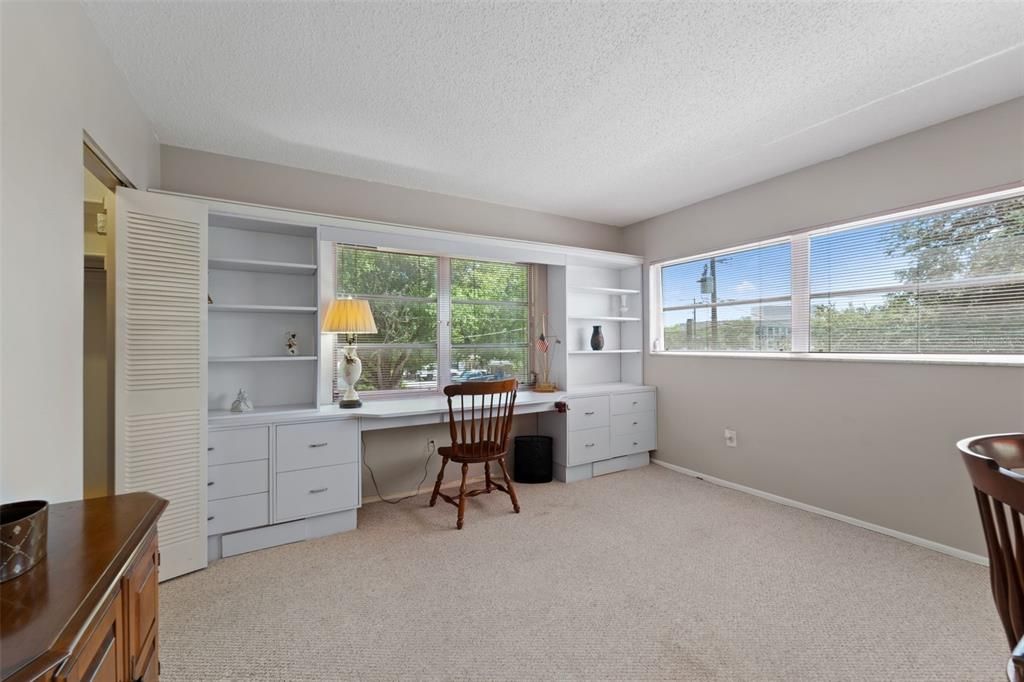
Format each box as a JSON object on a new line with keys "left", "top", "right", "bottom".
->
{"left": 568, "top": 286, "right": 640, "bottom": 296}
{"left": 209, "top": 257, "right": 316, "bottom": 275}
{"left": 210, "top": 356, "right": 317, "bottom": 363}
{"left": 568, "top": 315, "right": 641, "bottom": 322}
{"left": 568, "top": 349, "right": 642, "bottom": 355}
{"left": 208, "top": 304, "right": 317, "bottom": 314}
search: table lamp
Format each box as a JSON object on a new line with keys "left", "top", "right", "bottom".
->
{"left": 322, "top": 297, "right": 378, "bottom": 408}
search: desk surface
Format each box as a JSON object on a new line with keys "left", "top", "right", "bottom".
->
{"left": 209, "top": 382, "right": 652, "bottom": 427}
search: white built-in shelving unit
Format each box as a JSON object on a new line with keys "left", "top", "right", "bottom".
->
{"left": 207, "top": 213, "right": 320, "bottom": 416}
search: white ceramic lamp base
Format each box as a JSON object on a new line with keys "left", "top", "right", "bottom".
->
{"left": 339, "top": 346, "right": 363, "bottom": 408}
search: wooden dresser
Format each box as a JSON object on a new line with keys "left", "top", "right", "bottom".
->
{"left": 1, "top": 493, "right": 167, "bottom": 681}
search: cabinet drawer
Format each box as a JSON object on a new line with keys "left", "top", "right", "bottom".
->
{"left": 611, "top": 429, "right": 657, "bottom": 457}
{"left": 207, "top": 460, "right": 269, "bottom": 501}
{"left": 567, "top": 396, "right": 609, "bottom": 431}
{"left": 611, "top": 411, "right": 656, "bottom": 437}
{"left": 207, "top": 493, "right": 268, "bottom": 536}
{"left": 276, "top": 420, "right": 358, "bottom": 472}
{"left": 611, "top": 391, "right": 655, "bottom": 415}
{"left": 208, "top": 427, "right": 269, "bottom": 466}
{"left": 276, "top": 462, "right": 359, "bottom": 522}
{"left": 567, "top": 427, "right": 610, "bottom": 466}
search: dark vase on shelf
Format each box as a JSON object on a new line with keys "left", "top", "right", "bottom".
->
{"left": 590, "top": 325, "right": 604, "bottom": 351}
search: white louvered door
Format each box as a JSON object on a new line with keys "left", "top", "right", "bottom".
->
{"left": 115, "top": 188, "right": 208, "bottom": 581}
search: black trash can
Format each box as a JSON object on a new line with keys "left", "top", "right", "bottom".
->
{"left": 514, "top": 435, "right": 553, "bottom": 483}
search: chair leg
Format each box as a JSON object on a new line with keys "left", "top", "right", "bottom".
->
{"left": 498, "top": 457, "right": 520, "bottom": 514}
{"left": 484, "top": 461, "right": 493, "bottom": 493}
{"left": 429, "top": 456, "right": 448, "bottom": 507}
{"left": 457, "top": 463, "right": 469, "bottom": 529}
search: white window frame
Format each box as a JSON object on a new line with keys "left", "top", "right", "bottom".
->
{"left": 326, "top": 245, "right": 534, "bottom": 401}
{"left": 649, "top": 184, "right": 1024, "bottom": 366}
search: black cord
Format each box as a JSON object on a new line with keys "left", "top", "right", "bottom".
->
{"left": 361, "top": 434, "right": 435, "bottom": 504}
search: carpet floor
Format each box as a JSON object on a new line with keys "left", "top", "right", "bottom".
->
{"left": 160, "top": 465, "right": 1004, "bottom": 681}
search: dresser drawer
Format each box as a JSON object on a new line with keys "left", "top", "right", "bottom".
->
{"left": 567, "top": 427, "right": 610, "bottom": 466}
{"left": 207, "top": 460, "right": 269, "bottom": 501}
{"left": 276, "top": 420, "right": 359, "bottom": 473}
{"left": 611, "top": 429, "right": 657, "bottom": 458}
{"left": 611, "top": 391, "right": 655, "bottom": 415}
{"left": 208, "top": 427, "right": 269, "bottom": 466}
{"left": 276, "top": 462, "right": 359, "bottom": 522}
{"left": 207, "top": 493, "right": 268, "bottom": 536}
{"left": 567, "top": 396, "right": 609, "bottom": 432}
{"left": 611, "top": 411, "right": 656, "bottom": 437}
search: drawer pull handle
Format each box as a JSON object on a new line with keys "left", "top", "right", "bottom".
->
{"left": 632, "top": 401, "right": 639, "bottom": 405}
{"left": 585, "top": 443, "right": 595, "bottom": 448}
{"left": 632, "top": 441, "right": 639, "bottom": 446}
{"left": 309, "top": 442, "right": 329, "bottom": 448}
{"left": 208, "top": 447, "right": 214, "bottom": 451}
{"left": 584, "top": 411, "right": 595, "bottom": 416}
{"left": 632, "top": 421, "right": 638, "bottom": 426}
{"left": 207, "top": 481, "right": 215, "bottom": 486}
{"left": 309, "top": 487, "right": 329, "bottom": 494}
{"left": 207, "top": 515, "right": 215, "bottom": 521}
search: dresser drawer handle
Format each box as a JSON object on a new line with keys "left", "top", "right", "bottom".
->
{"left": 309, "top": 487, "right": 329, "bottom": 494}
{"left": 208, "top": 447, "right": 214, "bottom": 451}
{"left": 632, "top": 421, "right": 638, "bottom": 426}
{"left": 584, "top": 411, "right": 595, "bottom": 416}
{"left": 207, "top": 515, "right": 215, "bottom": 521}
{"left": 632, "top": 401, "right": 639, "bottom": 405}
{"left": 585, "top": 443, "right": 595, "bottom": 448}
{"left": 207, "top": 481, "right": 215, "bottom": 486}
{"left": 309, "top": 442, "right": 329, "bottom": 448}
{"left": 632, "top": 441, "right": 639, "bottom": 446}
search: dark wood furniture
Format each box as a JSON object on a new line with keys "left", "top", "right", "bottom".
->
{"left": 959, "top": 433, "right": 1024, "bottom": 682}
{"left": 1, "top": 493, "right": 167, "bottom": 682}
{"left": 430, "top": 379, "right": 520, "bottom": 529}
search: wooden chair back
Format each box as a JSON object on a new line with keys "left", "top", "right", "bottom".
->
{"left": 444, "top": 379, "right": 518, "bottom": 462}
{"left": 959, "top": 433, "right": 1024, "bottom": 664}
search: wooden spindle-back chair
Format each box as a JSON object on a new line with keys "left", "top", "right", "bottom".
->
{"left": 430, "top": 379, "right": 520, "bottom": 529}
{"left": 959, "top": 433, "right": 1024, "bottom": 681}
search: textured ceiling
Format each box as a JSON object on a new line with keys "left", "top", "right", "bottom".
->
{"left": 84, "top": 1, "right": 1024, "bottom": 227}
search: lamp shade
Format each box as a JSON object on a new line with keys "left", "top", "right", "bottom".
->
{"left": 321, "top": 298, "right": 378, "bottom": 335}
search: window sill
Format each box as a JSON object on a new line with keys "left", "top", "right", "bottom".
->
{"left": 649, "top": 351, "right": 1024, "bottom": 367}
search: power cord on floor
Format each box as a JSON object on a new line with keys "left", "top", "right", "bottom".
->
{"left": 361, "top": 435, "right": 435, "bottom": 504}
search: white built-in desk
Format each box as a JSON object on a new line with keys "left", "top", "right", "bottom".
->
{"left": 205, "top": 382, "right": 656, "bottom": 560}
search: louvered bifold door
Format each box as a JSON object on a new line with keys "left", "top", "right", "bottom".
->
{"left": 115, "top": 188, "right": 208, "bottom": 581}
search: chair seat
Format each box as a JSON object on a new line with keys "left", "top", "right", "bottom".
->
{"left": 438, "top": 442, "right": 505, "bottom": 462}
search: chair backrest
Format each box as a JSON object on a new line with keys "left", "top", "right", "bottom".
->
{"left": 444, "top": 379, "right": 518, "bottom": 460}
{"left": 959, "top": 433, "right": 1024, "bottom": 651}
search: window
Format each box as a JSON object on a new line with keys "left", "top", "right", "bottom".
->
{"left": 333, "top": 246, "right": 532, "bottom": 396}
{"left": 653, "top": 188, "right": 1024, "bottom": 358}
{"left": 659, "top": 241, "right": 792, "bottom": 351}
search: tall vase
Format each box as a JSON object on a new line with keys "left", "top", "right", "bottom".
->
{"left": 590, "top": 325, "right": 604, "bottom": 351}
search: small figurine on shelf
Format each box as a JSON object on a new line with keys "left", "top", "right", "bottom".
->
{"left": 230, "top": 389, "right": 254, "bottom": 413}
{"left": 286, "top": 331, "right": 298, "bottom": 356}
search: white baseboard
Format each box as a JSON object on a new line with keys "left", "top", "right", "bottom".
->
{"left": 651, "top": 458, "right": 988, "bottom": 566}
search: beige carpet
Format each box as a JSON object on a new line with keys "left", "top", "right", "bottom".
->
{"left": 160, "top": 465, "right": 1004, "bottom": 681}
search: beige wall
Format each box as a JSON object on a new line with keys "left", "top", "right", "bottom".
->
{"left": 1, "top": 1, "right": 160, "bottom": 503}
{"left": 160, "top": 146, "right": 625, "bottom": 252}
{"left": 628, "top": 98, "right": 1024, "bottom": 557}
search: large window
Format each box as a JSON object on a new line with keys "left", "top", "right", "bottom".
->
{"left": 653, "top": 188, "right": 1024, "bottom": 358}
{"left": 333, "top": 246, "right": 532, "bottom": 396}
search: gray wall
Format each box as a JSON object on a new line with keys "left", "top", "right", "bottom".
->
{"left": 627, "top": 98, "right": 1024, "bottom": 557}
{"left": 160, "top": 146, "right": 625, "bottom": 252}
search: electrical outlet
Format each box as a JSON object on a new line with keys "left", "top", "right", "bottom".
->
{"left": 724, "top": 429, "right": 738, "bottom": 448}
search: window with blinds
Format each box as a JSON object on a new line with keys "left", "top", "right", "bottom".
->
{"left": 660, "top": 242, "right": 792, "bottom": 351}
{"left": 653, "top": 187, "right": 1024, "bottom": 358}
{"left": 809, "top": 194, "right": 1024, "bottom": 354}
{"left": 333, "top": 246, "right": 533, "bottom": 396}
{"left": 450, "top": 258, "right": 531, "bottom": 383}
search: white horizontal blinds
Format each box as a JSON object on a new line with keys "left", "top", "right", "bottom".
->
{"left": 450, "top": 259, "right": 531, "bottom": 383}
{"left": 660, "top": 241, "right": 792, "bottom": 351}
{"left": 335, "top": 246, "right": 439, "bottom": 394}
{"left": 115, "top": 188, "right": 207, "bottom": 581}
{"left": 809, "top": 194, "right": 1024, "bottom": 353}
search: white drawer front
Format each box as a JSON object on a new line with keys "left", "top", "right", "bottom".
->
{"left": 567, "top": 427, "right": 610, "bottom": 466}
{"left": 207, "top": 492, "right": 268, "bottom": 536}
{"left": 611, "top": 429, "right": 657, "bottom": 458}
{"left": 276, "top": 420, "right": 358, "bottom": 473}
{"left": 208, "top": 426, "right": 269, "bottom": 466}
{"left": 567, "top": 396, "right": 610, "bottom": 432}
{"left": 611, "top": 391, "right": 656, "bottom": 415}
{"left": 276, "top": 462, "right": 359, "bottom": 522}
{"left": 207, "top": 460, "right": 269, "bottom": 501}
{"left": 611, "top": 411, "right": 656, "bottom": 437}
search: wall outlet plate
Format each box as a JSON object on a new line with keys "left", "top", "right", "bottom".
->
{"left": 724, "top": 429, "right": 738, "bottom": 448}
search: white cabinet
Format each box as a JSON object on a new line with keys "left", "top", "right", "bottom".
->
{"left": 208, "top": 493, "right": 269, "bottom": 536}
{"left": 208, "top": 426, "right": 269, "bottom": 465}
{"left": 276, "top": 463, "right": 360, "bottom": 522}
{"left": 276, "top": 420, "right": 358, "bottom": 471}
